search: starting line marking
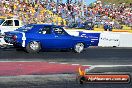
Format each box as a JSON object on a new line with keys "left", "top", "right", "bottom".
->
{"left": 49, "top": 62, "right": 56, "bottom": 63}
{"left": 92, "top": 65, "right": 132, "bottom": 67}
{"left": 71, "top": 64, "right": 80, "bottom": 66}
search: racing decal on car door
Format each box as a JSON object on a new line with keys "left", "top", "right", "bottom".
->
{"left": 20, "top": 32, "right": 26, "bottom": 47}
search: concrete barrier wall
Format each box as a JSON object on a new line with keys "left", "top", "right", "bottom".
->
{"left": 119, "top": 33, "right": 132, "bottom": 47}
{"left": 98, "top": 32, "right": 120, "bottom": 47}
{"left": 98, "top": 32, "right": 132, "bottom": 47}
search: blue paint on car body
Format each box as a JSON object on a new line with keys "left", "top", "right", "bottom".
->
{"left": 4, "top": 24, "right": 91, "bottom": 52}
{"left": 79, "top": 31, "right": 100, "bottom": 46}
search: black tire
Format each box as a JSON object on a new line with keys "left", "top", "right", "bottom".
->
{"left": 13, "top": 44, "right": 19, "bottom": 48}
{"left": 13, "top": 44, "right": 23, "bottom": 51}
{"left": 79, "top": 76, "right": 86, "bottom": 84}
{"left": 26, "top": 41, "right": 41, "bottom": 53}
{"left": 74, "top": 43, "right": 84, "bottom": 53}
{"left": 80, "top": 80, "right": 84, "bottom": 84}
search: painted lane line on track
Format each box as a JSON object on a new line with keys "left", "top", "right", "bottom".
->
{"left": 92, "top": 65, "right": 132, "bottom": 67}
{"left": 85, "top": 66, "right": 96, "bottom": 72}
{"left": 82, "top": 65, "right": 132, "bottom": 67}
{"left": 72, "top": 64, "right": 80, "bottom": 66}
{"left": 82, "top": 65, "right": 93, "bottom": 66}
{"left": 49, "top": 62, "right": 56, "bottom": 64}
{"left": 81, "top": 65, "right": 132, "bottom": 72}
{"left": 83, "top": 65, "right": 132, "bottom": 72}
{"left": 0, "top": 61, "right": 132, "bottom": 67}
{"left": 60, "top": 63, "right": 68, "bottom": 64}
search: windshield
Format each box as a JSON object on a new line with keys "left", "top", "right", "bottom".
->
{"left": 53, "top": 27, "right": 67, "bottom": 35}
{"left": 0, "top": 19, "right": 5, "bottom": 25}
{"left": 16, "top": 25, "right": 34, "bottom": 32}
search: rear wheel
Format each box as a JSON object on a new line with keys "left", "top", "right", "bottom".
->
{"left": 74, "top": 43, "right": 84, "bottom": 53}
{"left": 26, "top": 41, "right": 41, "bottom": 53}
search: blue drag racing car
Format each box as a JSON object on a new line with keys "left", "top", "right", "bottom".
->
{"left": 4, "top": 24, "right": 91, "bottom": 53}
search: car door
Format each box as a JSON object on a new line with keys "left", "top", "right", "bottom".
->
{"left": 37, "top": 26, "right": 56, "bottom": 49}
{"left": 51, "top": 27, "right": 72, "bottom": 48}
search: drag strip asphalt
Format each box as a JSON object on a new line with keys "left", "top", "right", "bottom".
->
{"left": 0, "top": 47, "right": 132, "bottom": 88}
{"left": 0, "top": 47, "right": 132, "bottom": 65}
{"left": 0, "top": 74, "right": 132, "bottom": 88}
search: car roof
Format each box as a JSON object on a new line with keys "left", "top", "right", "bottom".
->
{"left": 29, "top": 24, "right": 62, "bottom": 27}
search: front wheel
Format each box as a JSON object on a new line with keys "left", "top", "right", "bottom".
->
{"left": 74, "top": 43, "right": 84, "bottom": 53}
{"left": 26, "top": 41, "right": 41, "bottom": 53}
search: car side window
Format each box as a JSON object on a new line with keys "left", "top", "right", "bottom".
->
{"left": 39, "top": 27, "right": 51, "bottom": 34}
{"left": 53, "top": 27, "right": 66, "bottom": 35}
{"left": 2, "top": 20, "right": 13, "bottom": 26}
{"left": 14, "top": 20, "right": 19, "bottom": 26}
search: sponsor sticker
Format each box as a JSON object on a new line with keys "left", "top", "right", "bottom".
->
{"left": 84, "top": 74, "right": 130, "bottom": 83}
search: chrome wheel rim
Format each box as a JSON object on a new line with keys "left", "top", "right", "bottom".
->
{"left": 30, "top": 41, "right": 39, "bottom": 50}
{"left": 75, "top": 43, "right": 84, "bottom": 53}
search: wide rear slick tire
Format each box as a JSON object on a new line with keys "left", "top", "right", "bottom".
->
{"left": 26, "top": 41, "right": 41, "bottom": 53}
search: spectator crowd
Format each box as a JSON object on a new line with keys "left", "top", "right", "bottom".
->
{"left": 0, "top": 0, "right": 132, "bottom": 30}
{"left": 0, "top": 0, "right": 55, "bottom": 25}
